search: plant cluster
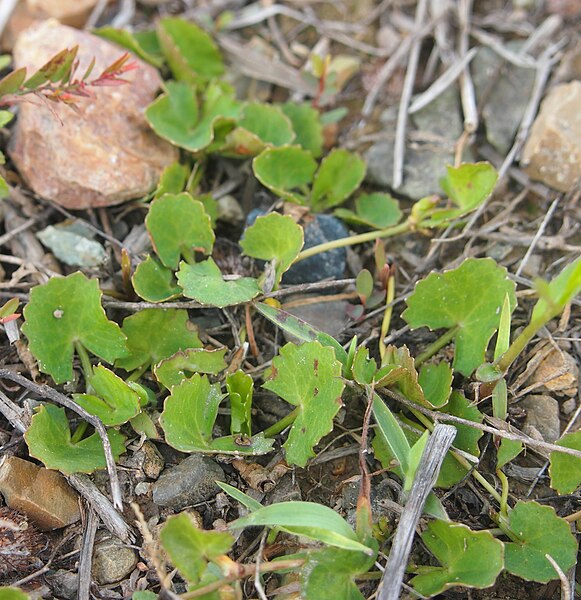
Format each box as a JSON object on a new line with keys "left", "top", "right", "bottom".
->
{"left": 0, "top": 17, "right": 580, "bottom": 600}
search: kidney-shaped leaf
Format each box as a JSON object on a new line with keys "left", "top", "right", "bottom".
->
{"left": 177, "top": 258, "right": 261, "bottom": 308}
{"left": 22, "top": 272, "right": 127, "bottom": 384}
{"left": 253, "top": 146, "right": 317, "bottom": 205}
{"left": 74, "top": 365, "right": 141, "bottom": 426}
{"left": 25, "top": 404, "right": 126, "bottom": 474}
{"left": 262, "top": 341, "right": 344, "bottom": 467}
{"left": 146, "top": 193, "right": 214, "bottom": 269}
{"left": 504, "top": 501, "right": 578, "bottom": 582}
{"left": 549, "top": 431, "right": 581, "bottom": 494}
{"left": 132, "top": 255, "right": 181, "bottom": 303}
{"left": 403, "top": 258, "right": 516, "bottom": 376}
{"left": 240, "top": 213, "right": 304, "bottom": 287}
{"left": 237, "top": 103, "right": 294, "bottom": 147}
{"left": 160, "top": 513, "right": 233, "bottom": 583}
{"left": 410, "top": 520, "right": 504, "bottom": 596}
{"left": 116, "top": 309, "right": 202, "bottom": 372}
{"left": 280, "top": 102, "right": 323, "bottom": 157}
{"left": 335, "top": 193, "right": 402, "bottom": 229}
{"left": 310, "top": 149, "right": 366, "bottom": 212}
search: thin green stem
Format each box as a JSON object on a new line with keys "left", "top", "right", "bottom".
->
{"left": 127, "top": 363, "right": 148, "bottom": 383}
{"left": 262, "top": 407, "right": 300, "bottom": 438}
{"left": 497, "top": 468, "right": 510, "bottom": 519}
{"left": 295, "top": 222, "right": 410, "bottom": 263}
{"left": 74, "top": 342, "right": 94, "bottom": 387}
{"left": 70, "top": 420, "right": 88, "bottom": 444}
{"left": 496, "top": 313, "right": 549, "bottom": 373}
{"left": 414, "top": 326, "right": 459, "bottom": 368}
{"left": 181, "top": 245, "right": 196, "bottom": 266}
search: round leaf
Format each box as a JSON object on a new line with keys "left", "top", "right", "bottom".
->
{"left": 132, "top": 255, "right": 181, "bottom": 303}
{"left": 280, "top": 102, "right": 323, "bottom": 157}
{"left": 154, "top": 347, "right": 228, "bottom": 389}
{"left": 549, "top": 431, "right": 581, "bottom": 494}
{"left": 146, "top": 193, "right": 215, "bottom": 269}
{"left": 22, "top": 272, "right": 128, "bottom": 384}
{"left": 336, "top": 193, "right": 402, "bottom": 229}
{"left": 237, "top": 103, "right": 295, "bottom": 147}
{"left": 253, "top": 146, "right": 317, "bottom": 204}
{"left": 240, "top": 213, "right": 304, "bottom": 287}
{"left": 25, "top": 404, "right": 126, "bottom": 474}
{"left": 403, "top": 258, "right": 516, "bottom": 376}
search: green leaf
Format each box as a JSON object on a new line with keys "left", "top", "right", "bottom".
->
{"left": 375, "top": 345, "right": 426, "bottom": 407}
{"left": 263, "top": 341, "right": 344, "bottom": 467}
{"left": 434, "top": 162, "right": 498, "bottom": 222}
{"left": 237, "top": 103, "right": 295, "bottom": 147}
{"left": 230, "top": 501, "right": 374, "bottom": 555}
{"left": 160, "top": 513, "right": 233, "bottom": 583}
{"left": 445, "top": 391, "right": 483, "bottom": 457}
{"left": 280, "top": 102, "right": 323, "bottom": 157}
{"left": 93, "top": 27, "right": 164, "bottom": 67}
{"left": 252, "top": 146, "right": 317, "bottom": 204}
{"left": 132, "top": 593, "right": 157, "bottom": 600}
{"left": 0, "top": 174, "right": 8, "bottom": 199}
{"left": 351, "top": 346, "right": 377, "bottom": 385}
{"left": 504, "top": 501, "right": 578, "bottom": 582}
{"left": 418, "top": 362, "right": 453, "bottom": 408}
{"left": 21, "top": 272, "right": 128, "bottom": 384}
{"left": 0, "top": 67, "right": 26, "bottom": 97}
{"left": 160, "top": 374, "right": 223, "bottom": 451}
{"left": 157, "top": 18, "right": 224, "bottom": 83}
{"left": 116, "top": 309, "right": 202, "bottom": 371}
{"left": 154, "top": 347, "right": 228, "bottom": 389}
{"left": 25, "top": 404, "right": 125, "bottom": 474}
{"left": 132, "top": 255, "right": 181, "bottom": 303}
{"left": 240, "top": 213, "right": 304, "bottom": 287}
{"left": 217, "top": 481, "right": 263, "bottom": 512}
{"left": 0, "top": 588, "right": 30, "bottom": 600}
{"left": 154, "top": 162, "right": 189, "bottom": 198}
{"left": 146, "top": 193, "right": 215, "bottom": 269}
{"left": 310, "top": 149, "right": 366, "bottom": 211}
{"left": 549, "top": 431, "right": 581, "bottom": 494}
{"left": 74, "top": 365, "right": 141, "bottom": 426}
{"left": 531, "top": 255, "right": 581, "bottom": 323}
{"left": 410, "top": 520, "right": 504, "bottom": 596}
{"left": 160, "top": 375, "right": 272, "bottom": 454}
{"left": 302, "top": 547, "right": 376, "bottom": 600}
{"left": 177, "top": 258, "right": 261, "bottom": 308}
{"left": 335, "top": 193, "right": 402, "bottom": 229}
{"left": 255, "top": 302, "right": 348, "bottom": 366}
{"left": 371, "top": 394, "right": 410, "bottom": 478}
{"left": 24, "top": 47, "right": 78, "bottom": 89}
{"left": 145, "top": 81, "right": 241, "bottom": 153}
{"left": 403, "top": 258, "right": 516, "bottom": 376}
{"left": 130, "top": 411, "right": 159, "bottom": 440}
{"left": 227, "top": 370, "right": 253, "bottom": 436}
{"left": 497, "top": 438, "right": 523, "bottom": 470}
{"left": 0, "top": 110, "right": 14, "bottom": 128}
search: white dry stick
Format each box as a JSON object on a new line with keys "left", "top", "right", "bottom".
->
{"left": 77, "top": 507, "right": 99, "bottom": 600}
{"left": 393, "top": 0, "right": 429, "bottom": 189}
{"left": 377, "top": 424, "right": 457, "bottom": 600}
{"left": 409, "top": 48, "right": 477, "bottom": 114}
{"left": 457, "top": 0, "right": 478, "bottom": 134}
{"left": 544, "top": 554, "right": 572, "bottom": 600}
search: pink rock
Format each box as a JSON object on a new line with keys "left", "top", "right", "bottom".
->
{"left": 26, "top": 0, "right": 99, "bottom": 27}
{"left": 9, "top": 20, "right": 178, "bottom": 209}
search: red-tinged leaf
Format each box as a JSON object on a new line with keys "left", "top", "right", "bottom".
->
{"left": 82, "top": 57, "right": 96, "bottom": 81}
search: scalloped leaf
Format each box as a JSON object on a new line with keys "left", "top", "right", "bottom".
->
{"left": 157, "top": 17, "right": 224, "bottom": 83}
{"left": 21, "top": 272, "right": 128, "bottom": 384}
{"left": 280, "top": 102, "right": 323, "bottom": 157}
{"left": 154, "top": 347, "right": 228, "bottom": 389}
{"left": 410, "top": 520, "right": 504, "bottom": 596}
{"left": 160, "top": 513, "right": 233, "bottom": 583}
{"left": 177, "top": 258, "right": 261, "bottom": 308}
{"left": 146, "top": 193, "right": 215, "bottom": 269}
{"left": 252, "top": 146, "right": 317, "bottom": 204}
{"left": 262, "top": 341, "right": 344, "bottom": 467}
{"left": 310, "top": 149, "right": 366, "bottom": 211}
{"left": 145, "top": 81, "right": 241, "bottom": 153}
{"left": 240, "top": 213, "right": 304, "bottom": 287}
{"left": 132, "top": 255, "right": 181, "bottom": 302}
{"left": 116, "top": 309, "right": 202, "bottom": 371}
{"left": 549, "top": 431, "right": 581, "bottom": 494}
{"left": 238, "top": 103, "right": 295, "bottom": 147}
{"left": 335, "top": 193, "right": 402, "bottom": 229}
{"left": 25, "top": 404, "right": 126, "bottom": 474}
{"left": 403, "top": 258, "right": 516, "bottom": 376}
{"left": 73, "top": 365, "right": 141, "bottom": 426}
{"left": 418, "top": 362, "right": 453, "bottom": 408}
{"left": 504, "top": 501, "right": 578, "bottom": 582}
